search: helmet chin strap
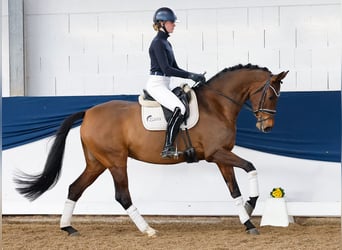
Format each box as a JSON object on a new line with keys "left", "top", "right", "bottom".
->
{"left": 161, "top": 23, "right": 169, "bottom": 35}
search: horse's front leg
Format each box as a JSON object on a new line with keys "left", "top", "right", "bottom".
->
{"left": 210, "top": 150, "right": 260, "bottom": 235}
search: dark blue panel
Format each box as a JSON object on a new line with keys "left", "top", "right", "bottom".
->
{"left": 3, "top": 95, "right": 138, "bottom": 150}
{"left": 236, "top": 91, "right": 341, "bottom": 162}
{"left": 2, "top": 92, "right": 341, "bottom": 162}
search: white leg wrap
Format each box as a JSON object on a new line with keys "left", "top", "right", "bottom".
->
{"left": 234, "top": 196, "right": 250, "bottom": 224}
{"left": 248, "top": 170, "right": 259, "bottom": 197}
{"left": 60, "top": 199, "right": 76, "bottom": 228}
{"left": 126, "top": 205, "right": 150, "bottom": 233}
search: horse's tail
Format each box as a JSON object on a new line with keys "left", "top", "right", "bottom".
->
{"left": 14, "top": 111, "right": 86, "bottom": 201}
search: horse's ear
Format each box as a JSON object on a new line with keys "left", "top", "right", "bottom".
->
{"left": 271, "top": 70, "right": 289, "bottom": 83}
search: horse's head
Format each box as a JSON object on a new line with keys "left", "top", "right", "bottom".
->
{"left": 249, "top": 71, "right": 289, "bottom": 133}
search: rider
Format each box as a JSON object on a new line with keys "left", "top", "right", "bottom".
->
{"left": 146, "top": 7, "right": 206, "bottom": 158}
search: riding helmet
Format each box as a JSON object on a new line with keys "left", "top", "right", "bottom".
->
{"left": 153, "top": 7, "right": 177, "bottom": 23}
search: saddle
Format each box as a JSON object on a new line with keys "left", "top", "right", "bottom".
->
{"left": 138, "top": 84, "right": 199, "bottom": 163}
{"left": 138, "top": 84, "right": 199, "bottom": 131}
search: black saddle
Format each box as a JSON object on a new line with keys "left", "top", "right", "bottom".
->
{"left": 142, "top": 86, "right": 191, "bottom": 123}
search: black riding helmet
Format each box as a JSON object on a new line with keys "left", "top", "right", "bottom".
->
{"left": 153, "top": 7, "right": 177, "bottom": 23}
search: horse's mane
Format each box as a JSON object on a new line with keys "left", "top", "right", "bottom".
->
{"left": 206, "top": 63, "right": 271, "bottom": 84}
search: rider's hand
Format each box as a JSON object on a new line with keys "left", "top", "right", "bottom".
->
{"left": 188, "top": 72, "right": 206, "bottom": 83}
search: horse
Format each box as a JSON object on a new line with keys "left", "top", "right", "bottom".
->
{"left": 15, "top": 64, "right": 288, "bottom": 236}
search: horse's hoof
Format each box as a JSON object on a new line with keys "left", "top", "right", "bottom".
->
{"left": 61, "top": 226, "right": 80, "bottom": 236}
{"left": 244, "top": 202, "right": 254, "bottom": 217}
{"left": 145, "top": 226, "right": 157, "bottom": 237}
{"left": 246, "top": 228, "right": 260, "bottom": 235}
{"left": 69, "top": 231, "right": 81, "bottom": 237}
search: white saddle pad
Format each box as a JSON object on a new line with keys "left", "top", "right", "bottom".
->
{"left": 139, "top": 89, "right": 199, "bottom": 131}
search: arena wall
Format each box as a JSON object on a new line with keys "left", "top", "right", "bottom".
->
{"left": 2, "top": 0, "right": 341, "bottom": 95}
{"left": 2, "top": 127, "right": 340, "bottom": 216}
{"left": 2, "top": 0, "right": 341, "bottom": 216}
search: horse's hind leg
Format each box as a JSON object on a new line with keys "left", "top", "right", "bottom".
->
{"left": 108, "top": 165, "right": 157, "bottom": 237}
{"left": 60, "top": 162, "right": 106, "bottom": 236}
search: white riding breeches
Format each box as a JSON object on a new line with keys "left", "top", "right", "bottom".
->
{"left": 146, "top": 75, "right": 186, "bottom": 115}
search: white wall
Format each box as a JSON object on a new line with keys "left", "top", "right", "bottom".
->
{"left": 3, "top": 127, "right": 340, "bottom": 216}
{"left": 1, "top": 0, "right": 341, "bottom": 96}
{"left": 2, "top": 0, "right": 10, "bottom": 95}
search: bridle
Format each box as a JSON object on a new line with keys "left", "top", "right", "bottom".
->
{"left": 251, "top": 78, "right": 280, "bottom": 116}
{"left": 199, "top": 77, "right": 280, "bottom": 118}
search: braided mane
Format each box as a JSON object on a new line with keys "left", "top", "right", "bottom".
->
{"left": 206, "top": 63, "right": 271, "bottom": 84}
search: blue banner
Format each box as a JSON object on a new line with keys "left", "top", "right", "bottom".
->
{"left": 236, "top": 91, "right": 340, "bottom": 162}
{"left": 3, "top": 92, "right": 341, "bottom": 162}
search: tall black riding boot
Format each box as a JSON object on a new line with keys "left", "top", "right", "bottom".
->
{"left": 161, "top": 107, "right": 184, "bottom": 158}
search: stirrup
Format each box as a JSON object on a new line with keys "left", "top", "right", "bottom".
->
{"left": 161, "top": 146, "right": 178, "bottom": 159}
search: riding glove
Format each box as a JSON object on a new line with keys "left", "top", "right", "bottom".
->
{"left": 188, "top": 72, "right": 206, "bottom": 83}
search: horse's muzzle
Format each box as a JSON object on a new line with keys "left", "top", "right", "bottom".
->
{"left": 255, "top": 116, "right": 274, "bottom": 133}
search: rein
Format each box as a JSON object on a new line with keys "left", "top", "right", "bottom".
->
{"left": 199, "top": 83, "right": 253, "bottom": 112}
{"left": 199, "top": 78, "right": 279, "bottom": 116}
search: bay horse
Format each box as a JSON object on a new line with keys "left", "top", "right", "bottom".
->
{"left": 15, "top": 64, "right": 288, "bottom": 236}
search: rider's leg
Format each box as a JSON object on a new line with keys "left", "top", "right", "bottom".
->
{"left": 146, "top": 75, "right": 186, "bottom": 115}
{"left": 161, "top": 107, "right": 184, "bottom": 158}
{"left": 146, "top": 76, "right": 186, "bottom": 157}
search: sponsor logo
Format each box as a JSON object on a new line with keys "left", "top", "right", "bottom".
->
{"left": 146, "top": 115, "right": 162, "bottom": 122}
